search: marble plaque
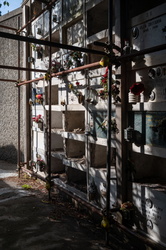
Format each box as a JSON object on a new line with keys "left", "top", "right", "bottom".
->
{"left": 132, "top": 183, "right": 166, "bottom": 247}
{"left": 133, "top": 112, "right": 166, "bottom": 148}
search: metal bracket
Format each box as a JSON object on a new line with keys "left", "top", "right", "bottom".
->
{"left": 93, "top": 41, "right": 121, "bottom": 69}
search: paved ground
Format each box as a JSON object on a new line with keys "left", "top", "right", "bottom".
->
{"left": 0, "top": 160, "right": 111, "bottom": 250}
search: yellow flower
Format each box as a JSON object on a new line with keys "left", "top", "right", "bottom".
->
{"left": 99, "top": 56, "right": 110, "bottom": 67}
{"left": 101, "top": 216, "right": 110, "bottom": 229}
{"left": 44, "top": 73, "right": 51, "bottom": 81}
{"left": 69, "top": 83, "right": 74, "bottom": 89}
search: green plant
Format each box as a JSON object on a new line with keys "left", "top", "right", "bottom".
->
{"left": 21, "top": 184, "right": 32, "bottom": 189}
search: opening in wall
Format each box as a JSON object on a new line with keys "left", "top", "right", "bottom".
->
{"left": 87, "top": 0, "right": 109, "bottom": 37}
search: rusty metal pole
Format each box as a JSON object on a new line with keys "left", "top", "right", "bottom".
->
{"left": 0, "top": 25, "right": 17, "bottom": 31}
{"left": 17, "top": 16, "right": 21, "bottom": 177}
{"left": 48, "top": 6, "right": 52, "bottom": 200}
{"left": 17, "top": 62, "right": 100, "bottom": 86}
{"left": 105, "top": 0, "right": 113, "bottom": 245}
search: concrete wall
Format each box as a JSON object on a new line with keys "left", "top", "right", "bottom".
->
{"left": 0, "top": 8, "right": 24, "bottom": 163}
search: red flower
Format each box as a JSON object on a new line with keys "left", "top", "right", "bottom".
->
{"left": 102, "top": 78, "right": 107, "bottom": 84}
{"left": 75, "top": 81, "right": 80, "bottom": 86}
{"left": 32, "top": 114, "right": 42, "bottom": 123}
{"left": 102, "top": 67, "right": 108, "bottom": 78}
{"left": 130, "top": 83, "right": 144, "bottom": 95}
{"left": 36, "top": 94, "right": 43, "bottom": 99}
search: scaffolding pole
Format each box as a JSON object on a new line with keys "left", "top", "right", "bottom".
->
{"left": 17, "top": 61, "right": 101, "bottom": 86}
{"left": 17, "top": 17, "right": 21, "bottom": 178}
{"left": 105, "top": 0, "right": 113, "bottom": 246}
{"left": 0, "top": 31, "right": 106, "bottom": 56}
{"left": 0, "top": 78, "right": 18, "bottom": 82}
{"left": 0, "top": 64, "right": 47, "bottom": 73}
{"left": 48, "top": 6, "right": 52, "bottom": 200}
{"left": 0, "top": 24, "right": 17, "bottom": 32}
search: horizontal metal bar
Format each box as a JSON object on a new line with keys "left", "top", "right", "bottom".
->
{"left": 0, "top": 31, "right": 105, "bottom": 56}
{"left": 130, "top": 62, "right": 166, "bottom": 72}
{"left": 18, "top": 61, "right": 100, "bottom": 86}
{"left": 119, "top": 43, "right": 166, "bottom": 61}
{"left": 0, "top": 64, "right": 47, "bottom": 73}
{"left": 0, "top": 78, "right": 17, "bottom": 82}
{"left": 0, "top": 25, "right": 17, "bottom": 32}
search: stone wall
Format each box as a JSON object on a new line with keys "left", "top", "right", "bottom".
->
{"left": 0, "top": 8, "right": 24, "bottom": 163}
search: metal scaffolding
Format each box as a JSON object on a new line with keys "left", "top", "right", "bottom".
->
{"left": 0, "top": 1, "right": 165, "bottom": 248}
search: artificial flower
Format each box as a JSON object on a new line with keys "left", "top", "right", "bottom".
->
{"left": 130, "top": 83, "right": 144, "bottom": 95}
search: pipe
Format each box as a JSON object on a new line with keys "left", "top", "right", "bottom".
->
{"left": 54, "top": 181, "right": 103, "bottom": 216}
{"left": 17, "top": 61, "right": 100, "bottom": 86}
{"left": 0, "top": 24, "right": 17, "bottom": 31}
{"left": 0, "top": 64, "right": 47, "bottom": 73}
{"left": 105, "top": 0, "right": 113, "bottom": 245}
{"left": 17, "top": 0, "right": 58, "bottom": 34}
{"left": 21, "top": 166, "right": 46, "bottom": 182}
{"left": 0, "top": 78, "right": 18, "bottom": 82}
{"left": 0, "top": 31, "right": 106, "bottom": 56}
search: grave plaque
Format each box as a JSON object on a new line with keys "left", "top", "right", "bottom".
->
{"left": 133, "top": 112, "right": 166, "bottom": 148}
{"left": 132, "top": 183, "right": 166, "bottom": 247}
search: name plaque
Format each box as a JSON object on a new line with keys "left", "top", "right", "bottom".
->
{"left": 133, "top": 112, "right": 166, "bottom": 148}
{"left": 132, "top": 183, "right": 166, "bottom": 246}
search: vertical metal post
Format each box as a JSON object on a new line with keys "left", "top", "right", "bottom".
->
{"left": 17, "top": 16, "right": 21, "bottom": 177}
{"left": 48, "top": 7, "right": 52, "bottom": 200}
{"left": 18, "top": 86, "right": 21, "bottom": 177}
{"left": 106, "top": 0, "right": 113, "bottom": 245}
{"left": 83, "top": 0, "right": 90, "bottom": 200}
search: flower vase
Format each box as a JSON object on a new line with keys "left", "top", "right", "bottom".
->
{"left": 38, "top": 121, "right": 43, "bottom": 131}
{"left": 128, "top": 91, "right": 140, "bottom": 103}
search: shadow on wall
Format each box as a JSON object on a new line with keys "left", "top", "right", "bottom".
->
{"left": 0, "top": 144, "right": 24, "bottom": 164}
